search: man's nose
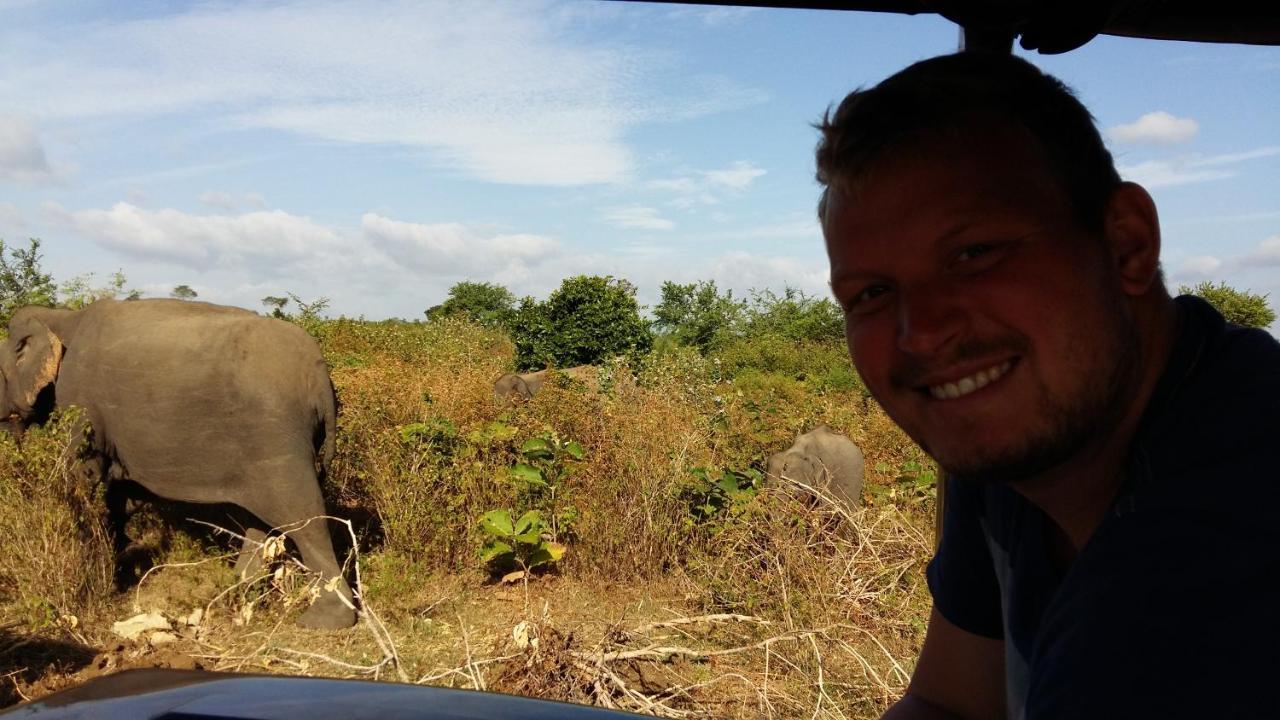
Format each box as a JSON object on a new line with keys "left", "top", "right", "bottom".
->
{"left": 896, "top": 285, "right": 964, "bottom": 358}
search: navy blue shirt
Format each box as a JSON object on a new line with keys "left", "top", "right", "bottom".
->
{"left": 927, "top": 296, "right": 1280, "bottom": 719}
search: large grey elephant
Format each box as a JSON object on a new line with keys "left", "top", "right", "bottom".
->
{"left": 765, "top": 425, "right": 865, "bottom": 512}
{"left": 0, "top": 299, "right": 355, "bottom": 629}
{"left": 493, "top": 365, "right": 597, "bottom": 399}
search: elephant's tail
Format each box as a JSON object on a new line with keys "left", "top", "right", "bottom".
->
{"left": 316, "top": 364, "right": 338, "bottom": 479}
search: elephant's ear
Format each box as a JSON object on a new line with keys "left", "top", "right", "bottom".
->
{"left": 15, "top": 325, "right": 63, "bottom": 408}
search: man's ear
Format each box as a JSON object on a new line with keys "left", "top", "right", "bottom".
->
{"left": 1103, "top": 182, "right": 1163, "bottom": 297}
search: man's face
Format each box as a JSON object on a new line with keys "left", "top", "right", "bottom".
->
{"left": 824, "top": 129, "right": 1138, "bottom": 482}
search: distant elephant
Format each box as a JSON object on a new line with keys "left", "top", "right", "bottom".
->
{"left": 0, "top": 299, "right": 355, "bottom": 629}
{"left": 493, "top": 365, "right": 597, "bottom": 400}
{"left": 765, "top": 425, "right": 865, "bottom": 512}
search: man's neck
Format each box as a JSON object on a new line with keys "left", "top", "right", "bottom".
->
{"left": 1012, "top": 296, "right": 1181, "bottom": 555}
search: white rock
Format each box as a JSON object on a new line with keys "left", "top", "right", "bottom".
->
{"left": 149, "top": 631, "right": 179, "bottom": 646}
{"left": 112, "top": 612, "right": 171, "bottom": 640}
{"left": 183, "top": 608, "right": 204, "bottom": 627}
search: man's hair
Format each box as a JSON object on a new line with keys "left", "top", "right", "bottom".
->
{"left": 815, "top": 52, "right": 1120, "bottom": 232}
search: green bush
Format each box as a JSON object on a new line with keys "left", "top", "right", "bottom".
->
{"left": 511, "top": 275, "right": 653, "bottom": 370}
{"left": 742, "top": 287, "right": 844, "bottom": 343}
{"left": 426, "top": 280, "right": 517, "bottom": 330}
{"left": 652, "top": 280, "right": 745, "bottom": 353}
{"left": 1179, "top": 281, "right": 1276, "bottom": 328}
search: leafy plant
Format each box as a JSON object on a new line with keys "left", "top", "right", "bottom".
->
{"left": 425, "top": 280, "right": 517, "bottom": 330}
{"left": 511, "top": 275, "right": 653, "bottom": 370}
{"left": 681, "top": 466, "right": 763, "bottom": 533}
{"left": 508, "top": 432, "right": 583, "bottom": 543}
{"left": 1179, "top": 280, "right": 1276, "bottom": 329}
{"left": 869, "top": 460, "right": 937, "bottom": 506}
{"left": 477, "top": 509, "right": 566, "bottom": 579}
{"left": 653, "top": 280, "right": 745, "bottom": 353}
{"left": 0, "top": 237, "right": 56, "bottom": 326}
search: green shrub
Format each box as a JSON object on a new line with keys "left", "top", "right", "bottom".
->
{"left": 511, "top": 275, "right": 653, "bottom": 370}
{"left": 742, "top": 287, "right": 844, "bottom": 343}
{"left": 425, "top": 280, "right": 517, "bottom": 330}
{"left": 652, "top": 280, "right": 745, "bottom": 353}
{"left": 1179, "top": 281, "right": 1276, "bottom": 328}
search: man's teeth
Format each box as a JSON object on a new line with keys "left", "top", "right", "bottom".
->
{"left": 929, "top": 361, "right": 1013, "bottom": 400}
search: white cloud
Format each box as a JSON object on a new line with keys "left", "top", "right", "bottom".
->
{"left": 3, "top": 1, "right": 764, "bottom": 187}
{"left": 1248, "top": 235, "right": 1280, "bottom": 265}
{"left": 1108, "top": 111, "right": 1199, "bottom": 145}
{"left": 666, "top": 6, "right": 761, "bottom": 27}
{"left": 648, "top": 161, "right": 766, "bottom": 208}
{"left": 46, "top": 202, "right": 344, "bottom": 269}
{"left": 361, "top": 213, "right": 561, "bottom": 278}
{"left": 1119, "top": 146, "right": 1280, "bottom": 188}
{"left": 703, "top": 161, "right": 766, "bottom": 189}
{"left": 602, "top": 206, "right": 674, "bottom": 231}
{"left": 1172, "top": 255, "right": 1223, "bottom": 280}
{"left": 1118, "top": 161, "right": 1231, "bottom": 188}
{"left": 708, "top": 251, "right": 829, "bottom": 298}
{"left": 0, "top": 114, "right": 56, "bottom": 184}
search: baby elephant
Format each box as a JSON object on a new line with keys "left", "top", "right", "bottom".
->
{"left": 493, "top": 365, "right": 597, "bottom": 399}
{"left": 766, "top": 425, "right": 865, "bottom": 512}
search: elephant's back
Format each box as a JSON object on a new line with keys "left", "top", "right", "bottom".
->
{"left": 61, "top": 301, "right": 326, "bottom": 500}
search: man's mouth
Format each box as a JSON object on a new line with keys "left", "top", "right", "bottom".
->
{"left": 926, "top": 360, "right": 1014, "bottom": 401}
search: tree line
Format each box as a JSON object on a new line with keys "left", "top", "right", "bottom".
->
{"left": 3, "top": 237, "right": 1276, "bottom": 362}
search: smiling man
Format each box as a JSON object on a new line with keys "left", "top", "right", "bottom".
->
{"left": 817, "top": 53, "right": 1280, "bottom": 719}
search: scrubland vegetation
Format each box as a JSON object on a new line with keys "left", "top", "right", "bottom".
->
{"left": 0, "top": 238, "right": 1274, "bottom": 716}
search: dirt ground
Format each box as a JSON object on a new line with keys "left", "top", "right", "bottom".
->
{"left": 2, "top": 553, "right": 922, "bottom": 718}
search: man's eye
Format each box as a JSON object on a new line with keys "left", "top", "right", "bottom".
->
{"left": 847, "top": 284, "right": 890, "bottom": 310}
{"left": 955, "top": 243, "right": 993, "bottom": 262}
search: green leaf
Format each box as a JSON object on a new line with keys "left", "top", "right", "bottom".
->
{"left": 520, "top": 438, "right": 550, "bottom": 454}
{"left": 479, "top": 540, "right": 514, "bottom": 563}
{"left": 527, "top": 541, "right": 567, "bottom": 568}
{"left": 512, "top": 530, "right": 543, "bottom": 545}
{"left": 563, "top": 441, "right": 585, "bottom": 460}
{"left": 513, "top": 510, "right": 542, "bottom": 536}
{"left": 479, "top": 509, "right": 514, "bottom": 537}
{"left": 399, "top": 423, "right": 429, "bottom": 443}
{"left": 510, "top": 464, "right": 547, "bottom": 487}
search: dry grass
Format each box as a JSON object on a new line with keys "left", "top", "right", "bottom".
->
{"left": 0, "top": 318, "right": 935, "bottom": 717}
{"left": 0, "top": 409, "right": 113, "bottom": 629}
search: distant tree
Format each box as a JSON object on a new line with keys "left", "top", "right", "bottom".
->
{"left": 170, "top": 284, "right": 198, "bottom": 300}
{"left": 511, "top": 275, "right": 653, "bottom": 370}
{"left": 426, "top": 281, "right": 517, "bottom": 329}
{"left": 1179, "top": 281, "right": 1276, "bottom": 329}
{"left": 742, "top": 287, "right": 844, "bottom": 342}
{"left": 261, "top": 295, "right": 290, "bottom": 319}
{"left": 58, "top": 270, "right": 141, "bottom": 310}
{"left": 0, "top": 238, "right": 57, "bottom": 326}
{"left": 286, "top": 292, "right": 331, "bottom": 338}
{"left": 652, "top": 280, "right": 745, "bottom": 353}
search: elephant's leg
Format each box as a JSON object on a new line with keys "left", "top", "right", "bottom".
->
{"left": 232, "top": 527, "right": 269, "bottom": 581}
{"left": 239, "top": 475, "right": 356, "bottom": 630}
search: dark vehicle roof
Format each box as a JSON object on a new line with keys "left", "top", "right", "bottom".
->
{"left": 0, "top": 669, "right": 647, "bottom": 720}
{"left": 617, "top": 1, "right": 1280, "bottom": 52}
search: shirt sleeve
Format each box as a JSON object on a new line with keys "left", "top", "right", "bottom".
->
{"left": 926, "top": 475, "right": 1004, "bottom": 639}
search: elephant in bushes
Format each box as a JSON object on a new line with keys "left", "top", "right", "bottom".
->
{"left": 766, "top": 425, "right": 865, "bottom": 512}
{"left": 0, "top": 299, "right": 356, "bottom": 629}
{"left": 493, "top": 365, "right": 597, "bottom": 399}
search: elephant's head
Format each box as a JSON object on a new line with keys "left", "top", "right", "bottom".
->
{"left": 1, "top": 308, "right": 66, "bottom": 426}
{"left": 493, "top": 372, "right": 532, "bottom": 399}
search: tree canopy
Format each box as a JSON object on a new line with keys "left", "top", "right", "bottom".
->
{"left": 1179, "top": 281, "right": 1276, "bottom": 329}
{"left": 426, "top": 281, "right": 517, "bottom": 330}
{"left": 512, "top": 275, "right": 653, "bottom": 370}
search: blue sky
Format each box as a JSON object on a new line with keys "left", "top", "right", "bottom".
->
{"left": 2, "top": 1, "right": 1277, "bottom": 330}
